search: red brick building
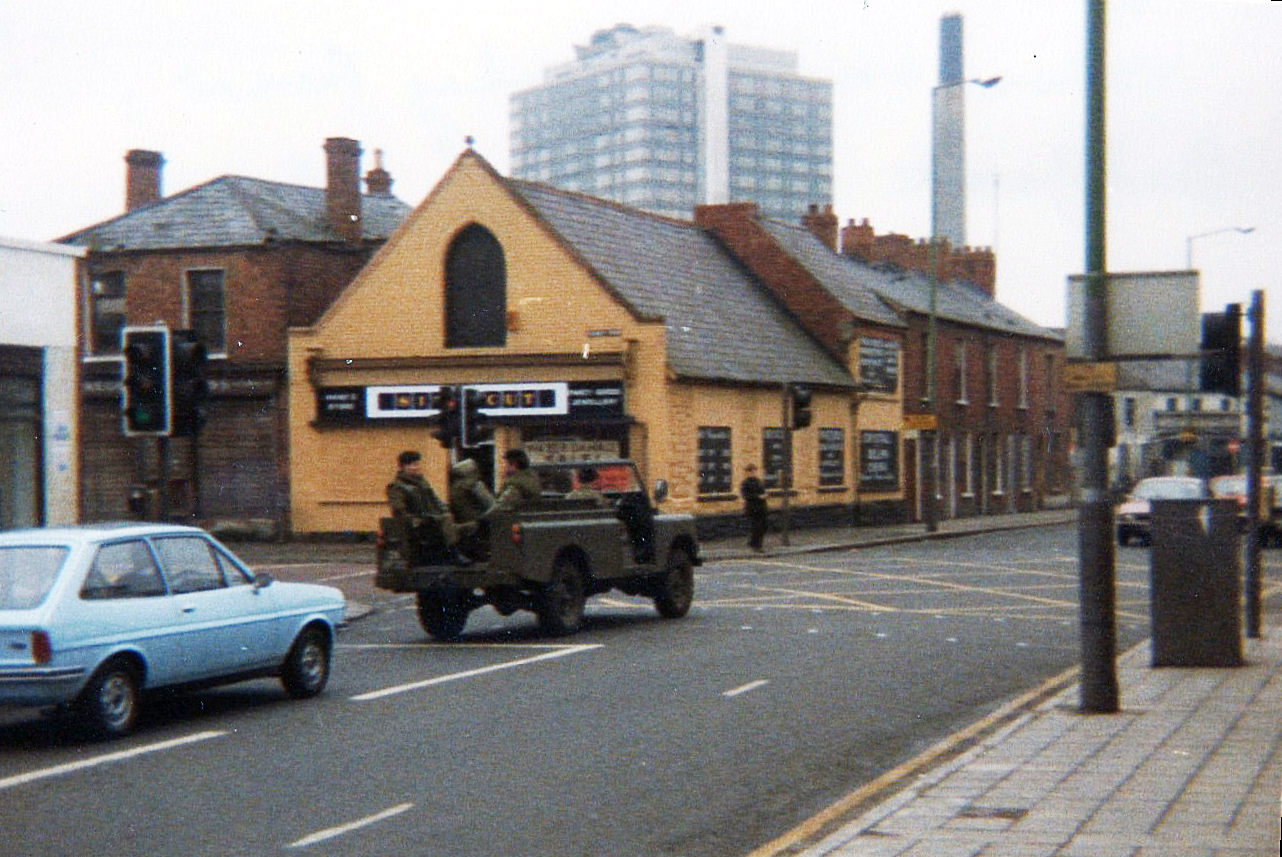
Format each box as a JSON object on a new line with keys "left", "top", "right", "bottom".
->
{"left": 61, "top": 139, "right": 410, "bottom": 532}
{"left": 699, "top": 203, "right": 1071, "bottom": 521}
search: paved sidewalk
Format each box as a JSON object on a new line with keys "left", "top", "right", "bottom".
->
{"left": 759, "top": 627, "right": 1281, "bottom": 857}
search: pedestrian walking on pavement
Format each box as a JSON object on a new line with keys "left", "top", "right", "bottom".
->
{"left": 741, "top": 463, "right": 769, "bottom": 552}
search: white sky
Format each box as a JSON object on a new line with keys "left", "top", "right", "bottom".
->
{"left": 2, "top": 0, "right": 1277, "bottom": 340}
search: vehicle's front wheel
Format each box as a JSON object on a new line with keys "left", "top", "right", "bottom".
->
{"left": 281, "top": 627, "right": 331, "bottom": 698}
{"left": 78, "top": 659, "right": 141, "bottom": 738}
{"left": 417, "top": 591, "right": 470, "bottom": 641}
{"left": 653, "top": 549, "right": 694, "bottom": 619}
{"left": 538, "top": 555, "right": 587, "bottom": 636}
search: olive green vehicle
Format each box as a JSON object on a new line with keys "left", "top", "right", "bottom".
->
{"left": 376, "top": 460, "right": 701, "bottom": 640}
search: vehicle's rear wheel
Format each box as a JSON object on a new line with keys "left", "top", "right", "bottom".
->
{"left": 538, "top": 555, "right": 587, "bottom": 636}
{"left": 654, "top": 549, "right": 694, "bottom": 619}
{"left": 78, "top": 659, "right": 141, "bottom": 738}
{"left": 417, "top": 591, "right": 470, "bottom": 641}
{"left": 281, "top": 627, "right": 331, "bottom": 698}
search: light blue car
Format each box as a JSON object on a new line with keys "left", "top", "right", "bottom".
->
{"left": 0, "top": 523, "right": 346, "bottom": 737}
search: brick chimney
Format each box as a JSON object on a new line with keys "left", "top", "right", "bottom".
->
{"left": 801, "top": 203, "right": 838, "bottom": 251}
{"left": 364, "top": 148, "right": 392, "bottom": 197}
{"left": 324, "top": 137, "right": 362, "bottom": 243}
{"left": 125, "top": 149, "right": 164, "bottom": 211}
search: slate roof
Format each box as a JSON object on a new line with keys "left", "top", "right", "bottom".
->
{"left": 755, "top": 219, "right": 905, "bottom": 329}
{"left": 60, "top": 176, "right": 410, "bottom": 251}
{"left": 505, "top": 178, "right": 855, "bottom": 388}
{"left": 825, "top": 252, "right": 1061, "bottom": 340}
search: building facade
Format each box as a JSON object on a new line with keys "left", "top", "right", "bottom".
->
{"left": 60, "top": 140, "right": 409, "bottom": 532}
{"left": 510, "top": 24, "right": 832, "bottom": 223}
{"left": 287, "top": 150, "right": 902, "bottom": 537}
{"left": 0, "top": 236, "right": 84, "bottom": 528}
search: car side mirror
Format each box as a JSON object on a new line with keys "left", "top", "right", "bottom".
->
{"left": 253, "top": 572, "right": 274, "bottom": 590}
{"left": 653, "top": 479, "right": 669, "bottom": 504}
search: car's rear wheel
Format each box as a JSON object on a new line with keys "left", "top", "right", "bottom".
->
{"left": 654, "top": 549, "right": 694, "bottom": 619}
{"left": 78, "top": 659, "right": 141, "bottom": 738}
{"left": 281, "top": 627, "right": 331, "bottom": 698}
{"left": 416, "top": 591, "right": 470, "bottom": 641}
{"left": 538, "top": 554, "right": 587, "bottom": 636}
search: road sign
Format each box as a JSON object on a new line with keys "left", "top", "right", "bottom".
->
{"left": 1063, "top": 361, "right": 1118, "bottom": 393}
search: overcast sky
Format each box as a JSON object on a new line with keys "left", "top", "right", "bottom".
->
{"left": 2, "top": 0, "right": 1277, "bottom": 340}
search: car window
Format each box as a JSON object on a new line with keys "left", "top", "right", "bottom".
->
{"left": 213, "top": 547, "right": 254, "bottom": 586}
{"left": 0, "top": 546, "right": 69, "bottom": 609}
{"left": 82, "top": 541, "right": 166, "bottom": 599}
{"left": 153, "top": 536, "right": 226, "bottom": 594}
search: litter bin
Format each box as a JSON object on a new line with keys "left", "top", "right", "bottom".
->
{"left": 1149, "top": 498, "right": 1242, "bottom": 667}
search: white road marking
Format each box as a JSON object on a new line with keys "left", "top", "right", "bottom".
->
{"left": 0, "top": 730, "right": 227, "bottom": 792}
{"left": 724, "top": 679, "right": 770, "bottom": 698}
{"left": 287, "top": 802, "right": 413, "bottom": 849}
{"left": 350, "top": 643, "right": 602, "bottom": 701}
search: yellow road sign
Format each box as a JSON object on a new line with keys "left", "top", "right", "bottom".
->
{"left": 1064, "top": 361, "right": 1118, "bottom": 393}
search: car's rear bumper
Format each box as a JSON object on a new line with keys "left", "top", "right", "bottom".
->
{"left": 0, "top": 665, "right": 87, "bottom": 706}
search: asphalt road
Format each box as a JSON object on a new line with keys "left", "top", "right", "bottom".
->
{"left": 1, "top": 525, "right": 1274, "bottom": 857}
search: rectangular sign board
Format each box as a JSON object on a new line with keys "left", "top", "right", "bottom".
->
{"left": 1066, "top": 270, "right": 1199, "bottom": 359}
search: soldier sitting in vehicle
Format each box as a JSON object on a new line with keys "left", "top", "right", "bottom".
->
{"left": 387, "top": 450, "right": 464, "bottom": 565}
{"left": 449, "top": 457, "right": 495, "bottom": 560}
{"left": 487, "top": 448, "right": 541, "bottom": 515}
{"left": 566, "top": 466, "right": 608, "bottom": 507}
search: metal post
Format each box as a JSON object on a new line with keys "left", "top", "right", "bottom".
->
{"left": 924, "top": 238, "right": 940, "bottom": 533}
{"left": 1244, "top": 289, "right": 1265, "bottom": 638}
{"left": 1078, "top": 0, "right": 1119, "bottom": 714}
{"left": 781, "top": 383, "right": 792, "bottom": 547}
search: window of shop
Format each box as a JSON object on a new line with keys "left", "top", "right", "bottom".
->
{"left": 445, "top": 225, "right": 507, "bottom": 348}
{"left": 818, "top": 428, "right": 844, "bottom": 487}
{"left": 186, "top": 269, "right": 226, "bottom": 354}
{"left": 89, "top": 271, "right": 126, "bottom": 355}
{"left": 697, "top": 426, "right": 732, "bottom": 495}
{"left": 762, "top": 427, "right": 785, "bottom": 489}
{"left": 858, "top": 430, "right": 898, "bottom": 492}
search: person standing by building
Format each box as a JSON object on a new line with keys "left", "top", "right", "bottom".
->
{"left": 740, "top": 463, "right": 769, "bottom": 552}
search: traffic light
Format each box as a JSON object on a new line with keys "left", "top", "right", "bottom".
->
{"left": 1199, "top": 303, "right": 1241, "bottom": 397}
{"left": 462, "top": 387, "right": 493, "bottom": 447}
{"left": 432, "top": 385, "right": 460, "bottom": 448}
{"left": 170, "top": 329, "right": 209, "bottom": 437}
{"left": 789, "top": 384, "right": 813, "bottom": 430}
{"left": 122, "top": 327, "right": 171, "bottom": 436}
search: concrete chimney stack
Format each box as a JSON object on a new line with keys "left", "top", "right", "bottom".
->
{"left": 125, "top": 149, "right": 164, "bottom": 211}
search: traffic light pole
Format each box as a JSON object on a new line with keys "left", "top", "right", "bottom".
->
{"left": 780, "top": 383, "right": 792, "bottom": 547}
{"left": 1244, "top": 289, "right": 1265, "bottom": 638}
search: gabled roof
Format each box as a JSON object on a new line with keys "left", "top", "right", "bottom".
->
{"left": 755, "top": 219, "right": 905, "bottom": 329}
{"left": 59, "top": 176, "right": 410, "bottom": 251}
{"left": 503, "top": 177, "right": 854, "bottom": 388}
{"left": 856, "top": 261, "right": 1060, "bottom": 341}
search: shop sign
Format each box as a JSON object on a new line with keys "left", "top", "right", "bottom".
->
{"left": 315, "top": 380, "right": 625, "bottom": 425}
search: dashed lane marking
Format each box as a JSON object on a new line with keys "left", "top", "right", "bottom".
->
{"left": 287, "top": 802, "right": 414, "bottom": 849}
{"left": 348, "top": 643, "right": 602, "bottom": 701}
{"left": 0, "top": 730, "right": 227, "bottom": 792}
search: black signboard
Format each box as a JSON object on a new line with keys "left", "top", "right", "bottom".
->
{"left": 762, "top": 427, "right": 786, "bottom": 488}
{"left": 567, "top": 381, "right": 625, "bottom": 419}
{"left": 819, "top": 428, "right": 845, "bottom": 486}
{"left": 859, "top": 337, "right": 900, "bottom": 393}
{"left": 697, "top": 426, "right": 733, "bottom": 495}
{"left": 316, "top": 387, "right": 366, "bottom": 424}
{"left": 859, "top": 430, "right": 900, "bottom": 491}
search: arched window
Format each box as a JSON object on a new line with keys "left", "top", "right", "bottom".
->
{"left": 444, "top": 224, "right": 506, "bottom": 348}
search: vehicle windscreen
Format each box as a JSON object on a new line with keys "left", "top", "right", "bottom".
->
{"left": 1134, "top": 480, "right": 1204, "bottom": 500}
{"left": 0, "top": 546, "right": 70, "bottom": 609}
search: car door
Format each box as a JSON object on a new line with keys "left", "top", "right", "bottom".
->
{"left": 71, "top": 539, "right": 193, "bottom": 686}
{"left": 150, "top": 535, "right": 281, "bottom": 677}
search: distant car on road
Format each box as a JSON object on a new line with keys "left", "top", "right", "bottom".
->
{"left": 1210, "top": 472, "right": 1282, "bottom": 546}
{"left": 0, "top": 523, "right": 345, "bottom": 737}
{"left": 1115, "top": 476, "right": 1207, "bottom": 546}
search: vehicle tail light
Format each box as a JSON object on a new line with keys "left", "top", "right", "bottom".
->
{"left": 31, "top": 631, "right": 52, "bottom": 665}
{"left": 511, "top": 524, "right": 523, "bottom": 546}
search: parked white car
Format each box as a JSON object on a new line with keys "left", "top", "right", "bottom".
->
{"left": 0, "top": 523, "right": 345, "bottom": 737}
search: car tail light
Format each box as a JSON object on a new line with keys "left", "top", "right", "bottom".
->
{"left": 31, "top": 631, "right": 52, "bottom": 665}
{"left": 511, "top": 523, "right": 523, "bottom": 546}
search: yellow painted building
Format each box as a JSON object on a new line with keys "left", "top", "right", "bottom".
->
{"left": 287, "top": 151, "right": 905, "bottom": 535}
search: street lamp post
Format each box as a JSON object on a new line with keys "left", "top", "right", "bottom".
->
{"left": 1186, "top": 226, "right": 1254, "bottom": 269}
{"left": 924, "top": 74, "right": 1001, "bottom": 532}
